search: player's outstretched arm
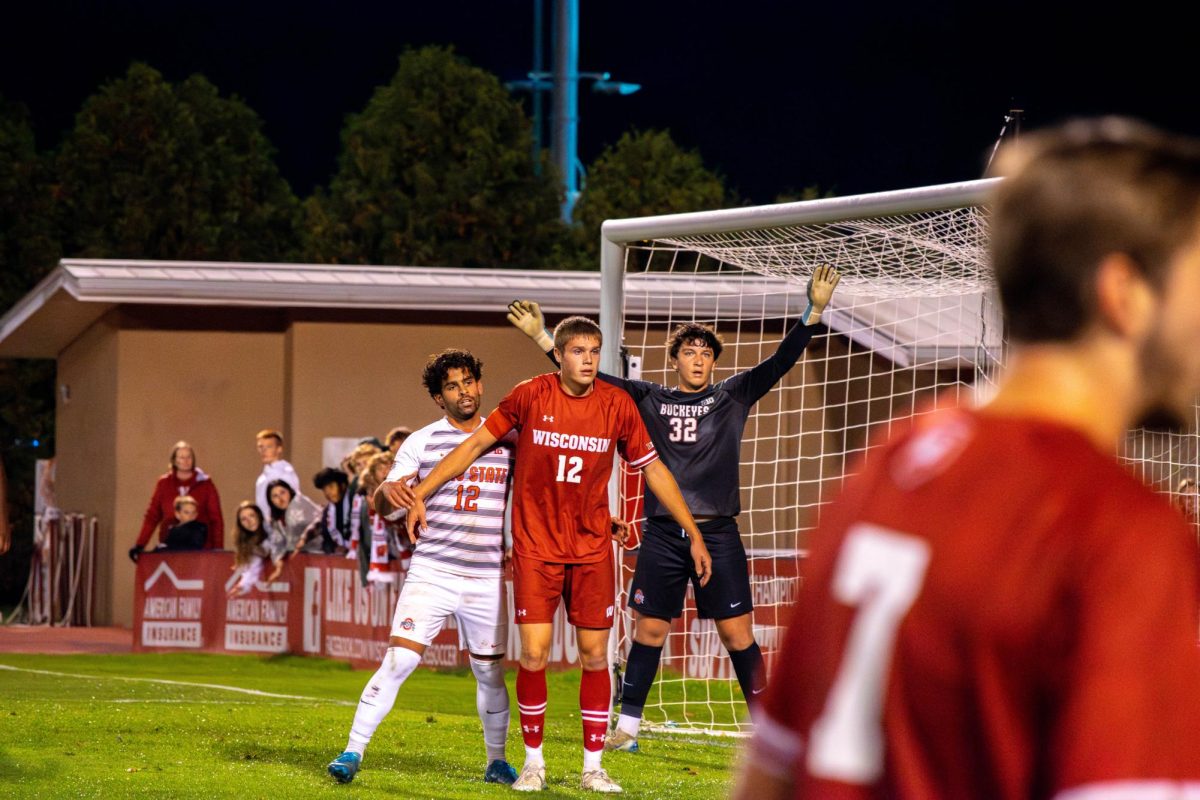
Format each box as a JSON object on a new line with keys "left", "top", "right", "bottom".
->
{"left": 641, "top": 460, "right": 712, "bottom": 586}
{"left": 507, "top": 299, "right": 555, "bottom": 355}
{"left": 802, "top": 263, "right": 841, "bottom": 325}
{"left": 728, "top": 264, "right": 841, "bottom": 404}
{"left": 405, "top": 427, "right": 500, "bottom": 540}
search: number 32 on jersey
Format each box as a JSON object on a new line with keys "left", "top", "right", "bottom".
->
{"left": 808, "top": 523, "right": 930, "bottom": 784}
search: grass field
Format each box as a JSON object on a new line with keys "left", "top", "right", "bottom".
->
{"left": 0, "top": 652, "right": 741, "bottom": 798}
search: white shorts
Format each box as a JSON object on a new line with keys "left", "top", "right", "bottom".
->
{"left": 389, "top": 562, "right": 507, "bottom": 656}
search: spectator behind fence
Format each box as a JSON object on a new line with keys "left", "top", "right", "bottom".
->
{"left": 228, "top": 501, "right": 273, "bottom": 596}
{"left": 343, "top": 442, "right": 381, "bottom": 503}
{"left": 351, "top": 451, "right": 407, "bottom": 584}
{"left": 265, "top": 478, "right": 320, "bottom": 559}
{"left": 162, "top": 495, "right": 207, "bottom": 550}
{"left": 129, "top": 441, "right": 224, "bottom": 562}
{"left": 296, "top": 468, "right": 353, "bottom": 555}
{"left": 386, "top": 426, "right": 412, "bottom": 454}
{"left": 254, "top": 429, "right": 299, "bottom": 520}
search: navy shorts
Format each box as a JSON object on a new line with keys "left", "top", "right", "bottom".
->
{"left": 627, "top": 516, "right": 753, "bottom": 621}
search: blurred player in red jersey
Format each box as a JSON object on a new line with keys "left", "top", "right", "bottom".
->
{"left": 735, "top": 118, "right": 1200, "bottom": 800}
{"left": 405, "top": 316, "right": 712, "bottom": 793}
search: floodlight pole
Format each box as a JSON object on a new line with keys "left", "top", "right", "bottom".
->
{"left": 507, "top": 0, "right": 641, "bottom": 222}
{"left": 552, "top": 0, "right": 580, "bottom": 221}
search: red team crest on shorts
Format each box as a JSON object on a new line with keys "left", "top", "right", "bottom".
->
{"left": 400, "top": 618, "right": 415, "bottom": 631}
{"left": 633, "top": 589, "right": 645, "bottom": 605}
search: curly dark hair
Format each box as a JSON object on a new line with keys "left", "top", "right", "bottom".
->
{"left": 666, "top": 323, "right": 724, "bottom": 361}
{"left": 422, "top": 349, "right": 483, "bottom": 397}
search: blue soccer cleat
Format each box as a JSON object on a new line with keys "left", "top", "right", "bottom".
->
{"left": 327, "top": 751, "right": 361, "bottom": 784}
{"left": 484, "top": 758, "right": 519, "bottom": 785}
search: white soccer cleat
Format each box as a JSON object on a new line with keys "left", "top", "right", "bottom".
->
{"left": 581, "top": 767, "right": 623, "bottom": 793}
{"left": 511, "top": 762, "right": 547, "bottom": 791}
{"left": 603, "top": 728, "right": 639, "bottom": 753}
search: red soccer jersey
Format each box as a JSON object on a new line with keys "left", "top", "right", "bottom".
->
{"left": 484, "top": 372, "right": 658, "bottom": 563}
{"left": 753, "top": 408, "right": 1200, "bottom": 799}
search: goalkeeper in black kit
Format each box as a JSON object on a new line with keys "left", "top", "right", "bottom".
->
{"left": 508, "top": 264, "right": 841, "bottom": 752}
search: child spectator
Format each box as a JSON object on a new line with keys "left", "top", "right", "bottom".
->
{"left": 162, "top": 495, "right": 207, "bottom": 550}
{"left": 228, "top": 501, "right": 271, "bottom": 596}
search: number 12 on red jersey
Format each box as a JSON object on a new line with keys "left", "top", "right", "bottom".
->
{"left": 807, "top": 523, "right": 931, "bottom": 783}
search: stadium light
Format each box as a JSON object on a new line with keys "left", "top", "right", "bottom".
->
{"left": 507, "top": 0, "right": 642, "bottom": 222}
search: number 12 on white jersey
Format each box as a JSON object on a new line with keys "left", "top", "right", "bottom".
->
{"left": 807, "top": 523, "right": 930, "bottom": 783}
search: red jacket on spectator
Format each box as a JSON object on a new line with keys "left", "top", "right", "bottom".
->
{"left": 136, "top": 469, "right": 224, "bottom": 549}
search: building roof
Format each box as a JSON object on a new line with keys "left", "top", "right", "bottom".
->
{"left": 0, "top": 259, "right": 996, "bottom": 367}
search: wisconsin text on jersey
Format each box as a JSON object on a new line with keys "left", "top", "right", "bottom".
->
{"left": 530, "top": 429, "right": 613, "bottom": 453}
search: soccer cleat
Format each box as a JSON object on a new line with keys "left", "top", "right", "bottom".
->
{"left": 511, "top": 762, "right": 547, "bottom": 791}
{"left": 604, "top": 729, "right": 639, "bottom": 753}
{"left": 326, "top": 750, "right": 361, "bottom": 784}
{"left": 581, "top": 767, "right": 623, "bottom": 793}
{"left": 484, "top": 758, "right": 519, "bottom": 785}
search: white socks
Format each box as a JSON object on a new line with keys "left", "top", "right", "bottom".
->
{"left": 346, "top": 646, "right": 422, "bottom": 755}
{"left": 584, "top": 748, "right": 603, "bottom": 771}
{"left": 616, "top": 713, "right": 642, "bottom": 738}
{"left": 470, "top": 656, "right": 510, "bottom": 763}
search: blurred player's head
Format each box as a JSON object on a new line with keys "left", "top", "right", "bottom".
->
{"left": 554, "top": 316, "right": 602, "bottom": 392}
{"left": 255, "top": 429, "right": 284, "bottom": 464}
{"left": 667, "top": 323, "right": 724, "bottom": 391}
{"left": 313, "top": 467, "right": 348, "bottom": 503}
{"left": 990, "top": 118, "right": 1200, "bottom": 429}
{"left": 173, "top": 495, "right": 198, "bottom": 523}
{"left": 422, "top": 349, "right": 484, "bottom": 423}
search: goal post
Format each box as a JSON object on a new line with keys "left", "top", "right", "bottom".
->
{"left": 598, "top": 178, "right": 1003, "bottom": 736}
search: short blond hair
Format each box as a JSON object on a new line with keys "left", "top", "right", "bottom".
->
{"left": 255, "top": 429, "right": 283, "bottom": 446}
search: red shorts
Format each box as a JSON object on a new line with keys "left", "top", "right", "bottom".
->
{"left": 511, "top": 550, "right": 616, "bottom": 628}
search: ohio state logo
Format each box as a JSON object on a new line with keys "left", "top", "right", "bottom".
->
{"left": 633, "top": 589, "right": 644, "bottom": 605}
{"left": 400, "top": 618, "right": 415, "bottom": 631}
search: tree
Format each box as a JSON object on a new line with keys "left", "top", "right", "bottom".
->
{"left": 569, "top": 129, "right": 727, "bottom": 268}
{"left": 304, "top": 46, "right": 566, "bottom": 269}
{"left": 55, "top": 63, "right": 300, "bottom": 262}
{"left": 0, "top": 98, "right": 58, "bottom": 604}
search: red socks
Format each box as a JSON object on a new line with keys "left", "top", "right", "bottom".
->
{"left": 580, "top": 667, "right": 610, "bottom": 752}
{"left": 517, "top": 666, "right": 547, "bottom": 748}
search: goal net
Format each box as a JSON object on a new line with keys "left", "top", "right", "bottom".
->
{"left": 599, "top": 179, "right": 1004, "bottom": 736}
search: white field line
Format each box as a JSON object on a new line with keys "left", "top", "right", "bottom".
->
{"left": 0, "top": 663, "right": 355, "bottom": 706}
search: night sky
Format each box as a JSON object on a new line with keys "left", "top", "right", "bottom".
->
{"left": 3, "top": 1, "right": 1198, "bottom": 204}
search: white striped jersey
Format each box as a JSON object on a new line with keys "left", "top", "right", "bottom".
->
{"left": 386, "top": 416, "right": 513, "bottom": 578}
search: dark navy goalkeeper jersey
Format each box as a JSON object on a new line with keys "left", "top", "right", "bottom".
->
{"left": 564, "top": 322, "right": 818, "bottom": 520}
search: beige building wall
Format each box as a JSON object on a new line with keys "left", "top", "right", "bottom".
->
{"left": 107, "top": 328, "right": 286, "bottom": 626}
{"left": 55, "top": 316, "right": 120, "bottom": 626}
